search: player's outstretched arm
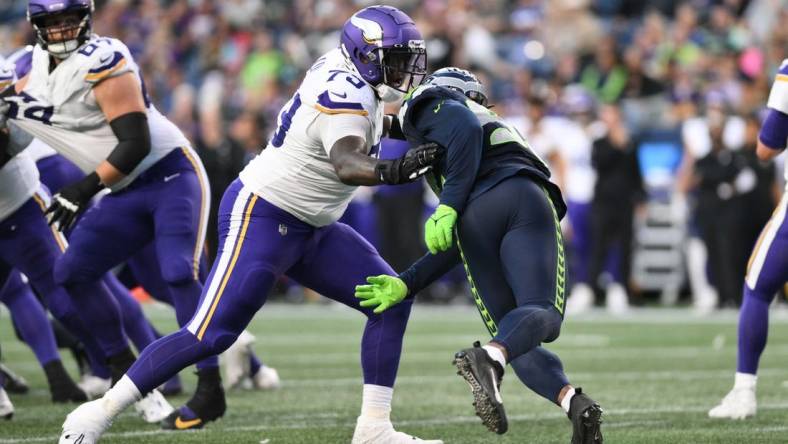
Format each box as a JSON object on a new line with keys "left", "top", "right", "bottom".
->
{"left": 355, "top": 246, "right": 462, "bottom": 313}
{"left": 329, "top": 134, "right": 442, "bottom": 186}
{"left": 330, "top": 135, "right": 384, "bottom": 186}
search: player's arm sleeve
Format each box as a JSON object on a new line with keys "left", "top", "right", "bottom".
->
{"left": 398, "top": 246, "right": 462, "bottom": 296}
{"left": 761, "top": 62, "right": 788, "bottom": 150}
{"left": 413, "top": 98, "right": 483, "bottom": 213}
{"left": 316, "top": 111, "right": 370, "bottom": 156}
{"left": 106, "top": 112, "right": 151, "bottom": 174}
{"left": 759, "top": 109, "right": 788, "bottom": 150}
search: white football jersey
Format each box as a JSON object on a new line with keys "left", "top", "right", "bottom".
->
{"left": 766, "top": 59, "right": 788, "bottom": 183}
{"left": 10, "top": 35, "right": 190, "bottom": 191}
{"left": 239, "top": 48, "right": 384, "bottom": 226}
{"left": 24, "top": 138, "right": 58, "bottom": 162}
{"left": 0, "top": 151, "right": 40, "bottom": 222}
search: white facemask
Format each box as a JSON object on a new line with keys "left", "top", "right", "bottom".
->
{"left": 375, "top": 84, "right": 405, "bottom": 103}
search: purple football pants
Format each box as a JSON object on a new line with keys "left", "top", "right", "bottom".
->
{"left": 52, "top": 149, "right": 219, "bottom": 371}
{"left": 127, "top": 179, "right": 412, "bottom": 394}
{"left": 738, "top": 194, "right": 788, "bottom": 374}
{"left": 0, "top": 188, "right": 128, "bottom": 358}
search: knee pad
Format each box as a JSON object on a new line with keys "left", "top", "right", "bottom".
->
{"left": 53, "top": 252, "right": 104, "bottom": 286}
{"left": 159, "top": 256, "right": 198, "bottom": 286}
{"left": 743, "top": 284, "right": 775, "bottom": 304}
{"left": 194, "top": 329, "right": 239, "bottom": 357}
{"left": 0, "top": 273, "right": 26, "bottom": 304}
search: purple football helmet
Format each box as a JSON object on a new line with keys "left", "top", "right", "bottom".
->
{"left": 341, "top": 5, "right": 426, "bottom": 100}
{"left": 28, "top": 0, "right": 94, "bottom": 59}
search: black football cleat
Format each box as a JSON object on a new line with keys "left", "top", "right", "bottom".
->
{"left": 568, "top": 388, "right": 603, "bottom": 444}
{"left": 0, "top": 363, "right": 29, "bottom": 394}
{"left": 453, "top": 341, "right": 507, "bottom": 434}
{"left": 43, "top": 360, "right": 87, "bottom": 403}
{"left": 161, "top": 367, "right": 226, "bottom": 431}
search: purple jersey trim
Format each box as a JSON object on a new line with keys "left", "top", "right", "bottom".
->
{"left": 88, "top": 51, "right": 125, "bottom": 74}
{"left": 317, "top": 91, "right": 365, "bottom": 111}
{"left": 759, "top": 108, "right": 788, "bottom": 150}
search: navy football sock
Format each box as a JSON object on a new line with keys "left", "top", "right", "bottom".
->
{"left": 510, "top": 346, "right": 570, "bottom": 404}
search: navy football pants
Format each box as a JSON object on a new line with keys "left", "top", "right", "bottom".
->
{"left": 458, "top": 175, "right": 569, "bottom": 403}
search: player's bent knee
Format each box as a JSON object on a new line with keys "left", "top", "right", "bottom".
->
{"left": 743, "top": 283, "right": 775, "bottom": 304}
{"left": 159, "top": 258, "right": 198, "bottom": 286}
{"left": 195, "top": 329, "right": 240, "bottom": 356}
{"left": 53, "top": 253, "right": 105, "bottom": 286}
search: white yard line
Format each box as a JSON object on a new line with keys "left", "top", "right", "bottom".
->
{"left": 6, "top": 402, "right": 788, "bottom": 443}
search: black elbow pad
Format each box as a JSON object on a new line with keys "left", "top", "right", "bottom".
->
{"left": 107, "top": 112, "right": 151, "bottom": 174}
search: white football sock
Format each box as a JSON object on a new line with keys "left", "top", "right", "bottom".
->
{"left": 482, "top": 344, "right": 506, "bottom": 369}
{"left": 360, "top": 384, "right": 393, "bottom": 421}
{"left": 734, "top": 372, "right": 757, "bottom": 391}
{"left": 560, "top": 387, "right": 576, "bottom": 413}
{"left": 101, "top": 375, "right": 142, "bottom": 417}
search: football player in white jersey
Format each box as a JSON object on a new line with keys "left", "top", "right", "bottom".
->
{"left": 6, "top": 0, "right": 223, "bottom": 429}
{"left": 60, "top": 5, "right": 442, "bottom": 444}
{"left": 709, "top": 59, "right": 788, "bottom": 419}
{"left": 0, "top": 53, "right": 91, "bottom": 406}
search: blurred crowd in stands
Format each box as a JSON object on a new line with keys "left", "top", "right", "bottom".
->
{"left": 1, "top": 0, "right": 786, "bottom": 311}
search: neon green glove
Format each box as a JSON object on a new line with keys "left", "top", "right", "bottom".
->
{"left": 425, "top": 204, "right": 458, "bottom": 254}
{"left": 355, "top": 275, "right": 408, "bottom": 314}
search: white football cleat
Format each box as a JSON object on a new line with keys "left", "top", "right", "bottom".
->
{"left": 59, "top": 399, "right": 112, "bottom": 444}
{"left": 605, "top": 283, "right": 630, "bottom": 315}
{"left": 566, "top": 283, "right": 594, "bottom": 315}
{"left": 252, "top": 365, "right": 281, "bottom": 390}
{"left": 78, "top": 375, "right": 112, "bottom": 400}
{"left": 0, "top": 386, "right": 13, "bottom": 420}
{"left": 133, "top": 389, "right": 174, "bottom": 423}
{"left": 223, "top": 330, "right": 255, "bottom": 389}
{"left": 708, "top": 388, "right": 756, "bottom": 419}
{"left": 351, "top": 417, "right": 443, "bottom": 444}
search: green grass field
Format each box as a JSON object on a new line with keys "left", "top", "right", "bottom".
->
{"left": 3, "top": 303, "right": 788, "bottom": 443}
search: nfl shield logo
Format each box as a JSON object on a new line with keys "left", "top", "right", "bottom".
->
{"left": 278, "top": 224, "right": 288, "bottom": 236}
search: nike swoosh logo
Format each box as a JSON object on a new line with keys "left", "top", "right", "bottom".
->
{"left": 163, "top": 173, "right": 181, "bottom": 182}
{"left": 489, "top": 368, "right": 503, "bottom": 404}
{"left": 330, "top": 91, "right": 348, "bottom": 99}
{"left": 174, "top": 416, "right": 203, "bottom": 429}
{"left": 100, "top": 53, "right": 112, "bottom": 63}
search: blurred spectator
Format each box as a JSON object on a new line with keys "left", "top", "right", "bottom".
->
{"left": 587, "top": 104, "right": 645, "bottom": 312}
{"left": 580, "top": 37, "right": 628, "bottom": 103}
{"left": 739, "top": 112, "right": 780, "bottom": 262}
{"left": 1, "top": 0, "right": 786, "bottom": 307}
{"left": 692, "top": 111, "right": 750, "bottom": 307}
{"left": 557, "top": 87, "right": 596, "bottom": 295}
